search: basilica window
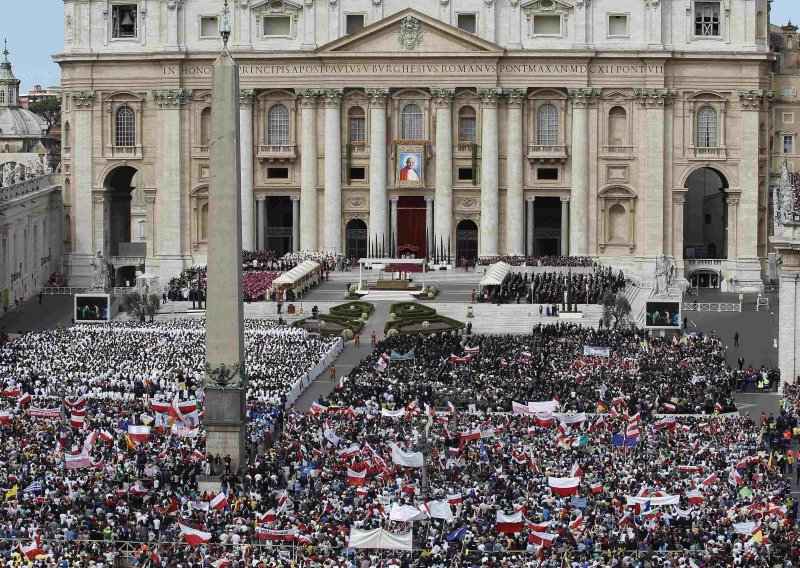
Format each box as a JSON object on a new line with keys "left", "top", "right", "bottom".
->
{"left": 112, "top": 5, "right": 138, "bottom": 39}
{"left": 263, "top": 16, "right": 291, "bottom": 38}
{"left": 0, "top": 91, "right": 4, "bottom": 104}
{"left": 345, "top": 14, "right": 365, "bottom": 35}
{"left": 536, "top": 103, "right": 558, "bottom": 146}
{"left": 784, "top": 134, "right": 796, "bottom": 155}
{"left": 458, "top": 106, "right": 477, "bottom": 144}
{"left": 457, "top": 14, "right": 477, "bottom": 34}
{"left": 267, "top": 104, "right": 290, "bottom": 146}
{"left": 200, "top": 16, "right": 219, "bottom": 39}
{"left": 114, "top": 106, "right": 135, "bottom": 148}
{"left": 401, "top": 103, "right": 424, "bottom": 140}
{"left": 349, "top": 107, "right": 366, "bottom": 143}
{"left": 696, "top": 106, "right": 718, "bottom": 148}
{"left": 694, "top": 2, "right": 720, "bottom": 37}
{"left": 532, "top": 15, "right": 561, "bottom": 37}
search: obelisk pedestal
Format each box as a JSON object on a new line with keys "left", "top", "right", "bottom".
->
{"left": 203, "top": 7, "right": 247, "bottom": 475}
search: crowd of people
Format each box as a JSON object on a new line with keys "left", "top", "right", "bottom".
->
{"left": 479, "top": 268, "right": 627, "bottom": 306}
{"left": 0, "top": 303, "right": 794, "bottom": 566}
{"left": 478, "top": 256, "right": 597, "bottom": 268}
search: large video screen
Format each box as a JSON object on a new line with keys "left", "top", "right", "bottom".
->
{"left": 644, "top": 301, "right": 681, "bottom": 329}
{"left": 75, "top": 294, "right": 111, "bottom": 323}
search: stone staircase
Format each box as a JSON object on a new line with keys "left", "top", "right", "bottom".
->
{"left": 433, "top": 302, "right": 603, "bottom": 334}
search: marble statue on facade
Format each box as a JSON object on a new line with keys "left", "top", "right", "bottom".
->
{"left": 90, "top": 250, "right": 109, "bottom": 290}
{"left": 653, "top": 253, "right": 672, "bottom": 296}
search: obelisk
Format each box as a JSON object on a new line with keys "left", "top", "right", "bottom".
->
{"left": 203, "top": 1, "right": 247, "bottom": 472}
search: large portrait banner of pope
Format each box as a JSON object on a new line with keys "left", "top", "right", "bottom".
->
{"left": 396, "top": 146, "right": 425, "bottom": 187}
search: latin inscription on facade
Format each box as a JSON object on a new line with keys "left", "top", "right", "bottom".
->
{"left": 163, "top": 63, "right": 665, "bottom": 77}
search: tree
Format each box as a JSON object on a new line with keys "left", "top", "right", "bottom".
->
{"left": 120, "top": 292, "right": 161, "bottom": 323}
{"left": 28, "top": 98, "right": 61, "bottom": 130}
{"left": 600, "top": 291, "right": 632, "bottom": 330}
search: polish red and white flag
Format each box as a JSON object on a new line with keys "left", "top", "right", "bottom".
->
{"left": 179, "top": 523, "right": 212, "bottom": 546}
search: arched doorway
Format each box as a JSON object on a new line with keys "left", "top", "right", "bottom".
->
{"left": 104, "top": 166, "right": 138, "bottom": 257}
{"left": 345, "top": 219, "right": 367, "bottom": 261}
{"left": 683, "top": 167, "right": 728, "bottom": 260}
{"left": 456, "top": 219, "right": 478, "bottom": 263}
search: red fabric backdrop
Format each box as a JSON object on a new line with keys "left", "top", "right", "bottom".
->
{"left": 397, "top": 196, "right": 426, "bottom": 256}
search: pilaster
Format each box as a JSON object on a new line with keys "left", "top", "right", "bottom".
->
{"left": 366, "top": 88, "right": 389, "bottom": 254}
{"left": 153, "top": 88, "right": 192, "bottom": 267}
{"left": 291, "top": 195, "right": 301, "bottom": 252}
{"left": 635, "top": 88, "right": 676, "bottom": 258}
{"left": 424, "top": 196, "right": 434, "bottom": 257}
{"left": 323, "top": 88, "right": 343, "bottom": 253}
{"left": 431, "top": 87, "right": 454, "bottom": 262}
{"left": 566, "top": 88, "right": 599, "bottom": 256}
{"left": 505, "top": 88, "right": 526, "bottom": 256}
{"left": 70, "top": 91, "right": 95, "bottom": 259}
{"left": 560, "top": 196, "right": 569, "bottom": 256}
{"left": 477, "top": 88, "right": 501, "bottom": 257}
{"left": 240, "top": 89, "right": 255, "bottom": 250}
{"left": 526, "top": 196, "right": 535, "bottom": 256}
{"left": 298, "top": 88, "right": 319, "bottom": 251}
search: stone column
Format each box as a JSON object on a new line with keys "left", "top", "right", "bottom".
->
{"left": 478, "top": 88, "right": 502, "bottom": 257}
{"left": 738, "top": 90, "right": 768, "bottom": 271}
{"left": 727, "top": 194, "right": 740, "bottom": 260}
{"left": 367, "top": 88, "right": 389, "bottom": 255}
{"left": 291, "top": 195, "right": 300, "bottom": 252}
{"left": 672, "top": 191, "right": 686, "bottom": 273}
{"left": 153, "top": 88, "right": 191, "bottom": 269}
{"left": 526, "top": 196, "right": 535, "bottom": 256}
{"left": 390, "top": 197, "right": 399, "bottom": 256}
{"left": 505, "top": 88, "right": 526, "bottom": 256}
{"left": 431, "top": 88, "right": 454, "bottom": 263}
{"left": 425, "top": 196, "right": 434, "bottom": 257}
{"left": 776, "top": 247, "right": 800, "bottom": 384}
{"left": 256, "top": 196, "right": 266, "bottom": 251}
{"left": 239, "top": 89, "right": 255, "bottom": 250}
{"left": 298, "top": 89, "right": 319, "bottom": 252}
{"left": 70, "top": 91, "right": 95, "bottom": 258}
{"left": 566, "top": 88, "right": 598, "bottom": 257}
{"left": 323, "top": 89, "right": 343, "bottom": 254}
{"left": 635, "top": 88, "right": 675, "bottom": 258}
{"left": 560, "top": 196, "right": 569, "bottom": 256}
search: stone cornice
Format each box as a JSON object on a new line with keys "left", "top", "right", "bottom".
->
{"left": 152, "top": 88, "right": 192, "bottom": 109}
{"left": 365, "top": 87, "right": 390, "bottom": 108}
{"left": 504, "top": 88, "right": 526, "bottom": 108}
{"left": 477, "top": 87, "right": 502, "bottom": 107}
{"left": 239, "top": 89, "right": 255, "bottom": 108}
{"left": 634, "top": 87, "right": 677, "bottom": 107}
{"left": 738, "top": 89, "right": 773, "bottom": 110}
{"left": 429, "top": 87, "right": 455, "bottom": 107}
{"left": 70, "top": 91, "right": 95, "bottom": 109}
{"left": 567, "top": 88, "right": 600, "bottom": 106}
{"left": 322, "top": 88, "right": 343, "bottom": 107}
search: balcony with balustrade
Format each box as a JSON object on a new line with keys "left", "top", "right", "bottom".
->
{"left": 257, "top": 144, "right": 297, "bottom": 163}
{"left": 107, "top": 145, "right": 143, "bottom": 160}
{"left": 688, "top": 146, "right": 726, "bottom": 160}
{"left": 527, "top": 144, "right": 568, "bottom": 162}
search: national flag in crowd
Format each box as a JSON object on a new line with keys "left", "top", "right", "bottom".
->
{"left": 210, "top": 492, "right": 228, "bottom": 511}
{"left": 127, "top": 425, "right": 150, "bottom": 444}
{"left": 19, "top": 538, "right": 44, "bottom": 560}
{"left": 528, "top": 531, "right": 557, "bottom": 547}
{"left": 309, "top": 402, "right": 328, "bottom": 415}
{"left": 17, "top": 393, "right": 31, "bottom": 406}
{"left": 569, "top": 510, "right": 584, "bottom": 531}
{"left": 446, "top": 401, "right": 455, "bottom": 413}
{"left": 130, "top": 483, "right": 149, "bottom": 496}
{"left": 548, "top": 476, "right": 581, "bottom": 497}
{"left": 445, "top": 526, "right": 467, "bottom": 542}
{"left": 0, "top": 411, "right": 12, "bottom": 425}
{"left": 64, "top": 396, "right": 86, "bottom": 409}
{"left": 151, "top": 400, "right": 171, "bottom": 414}
{"left": 23, "top": 482, "right": 42, "bottom": 495}
{"left": 495, "top": 511, "right": 523, "bottom": 533}
{"left": 179, "top": 523, "right": 212, "bottom": 546}
{"left": 701, "top": 473, "right": 718, "bottom": 486}
{"left": 375, "top": 353, "right": 390, "bottom": 372}
{"left": 590, "top": 482, "right": 603, "bottom": 494}
{"left": 447, "top": 493, "right": 462, "bottom": 505}
{"left": 347, "top": 468, "right": 367, "bottom": 487}
{"left": 210, "top": 559, "right": 232, "bottom": 568}
{"left": 686, "top": 489, "right": 704, "bottom": 504}
{"left": 1, "top": 386, "right": 20, "bottom": 397}
{"left": 69, "top": 411, "right": 85, "bottom": 429}
{"left": 655, "top": 417, "right": 677, "bottom": 430}
{"left": 450, "top": 354, "right": 472, "bottom": 363}
{"left": 664, "top": 402, "right": 677, "bottom": 413}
